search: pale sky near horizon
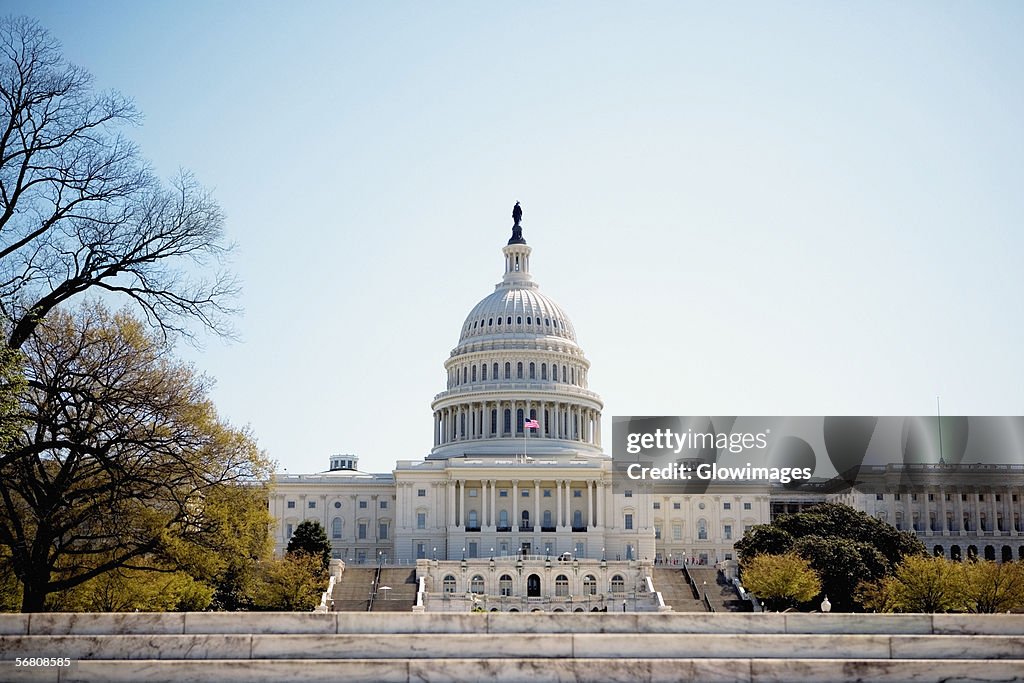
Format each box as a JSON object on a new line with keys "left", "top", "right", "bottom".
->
{"left": 6, "top": 1, "right": 1024, "bottom": 475}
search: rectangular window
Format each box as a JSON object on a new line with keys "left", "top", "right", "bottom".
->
{"left": 724, "top": 524, "right": 732, "bottom": 540}
{"left": 573, "top": 490, "right": 582, "bottom": 498}
{"left": 418, "top": 489, "right": 426, "bottom": 497}
{"left": 876, "top": 493, "right": 884, "bottom": 500}
{"left": 286, "top": 523, "right": 293, "bottom": 537}
{"left": 380, "top": 500, "right": 387, "bottom": 509}
{"left": 499, "top": 489, "right": 508, "bottom": 497}
{"left": 417, "top": 513, "right": 426, "bottom": 529}
{"left": 522, "top": 490, "right": 530, "bottom": 497}
{"left": 654, "top": 525, "right": 662, "bottom": 539}
{"left": 723, "top": 502, "right": 731, "bottom": 510}
{"left": 672, "top": 524, "right": 682, "bottom": 541}
{"left": 743, "top": 502, "right": 752, "bottom": 510}
{"left": 928, "top": 493, "right": 935, "bottom": 501}
{"left": 653, "top": 502, "right": 661, "bottom": 510}
{"left": 359, "top": 501, "right": 367, "bottom": 509}
{"left": 287, "top": 501, "right": 295, "bottom": 509}
{"left": 625, "top": 490, "right": 633, "bottom": 498}
{"left": 308, "top": 501, "right": 316, "bottom": 509}
{"left": 358, "top": 523, "right": 367, "bottom": 540}
{"left": 468, "top": 542, "right": 478, "bottom": 558}
{"left": 416, "top": 543, "right": 426, "bottom": 559}
{"left": 894, "top": 493, "right": 901, "bottom": 501}
{"left": 543, "top": 489, "right": 551, "bottom": 497}
{"left": 673, "top": 502, "right": 681, "bottom": 510}
{"left": 469, "top": 489, "right": 478, "bottom": 497}
{"left": 625, "top": 514, "right": 633, "bottom": 530}
{"left": 379, "top": 523, "right": 388, "bottom": 540}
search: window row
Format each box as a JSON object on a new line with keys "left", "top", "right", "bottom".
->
{"left": 441, "top": 573, "right": 627, "bottom": 596}
{"left": 464, "top": 314, "right": 570, "bottom": 336}
{"left": 448, "top": 360, "right": 586, "bottom": 388}
{"left": 652, "top": 501, "right": 753, "bottom": 511}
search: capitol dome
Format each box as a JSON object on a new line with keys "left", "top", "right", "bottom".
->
{"left": 429, "top": 210, "right": 604, "bottom": 459}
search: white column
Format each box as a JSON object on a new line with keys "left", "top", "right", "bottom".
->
{"left": 513, "top": 480, "right": 519, "bottom": 529}
{"left": 565, "top": 480, "right": 572, "bottom": 527}
{"left": 587, "top": 480, "right": 594, "bottom": 528}
{"left": 489, "top": 479, "right": 497, "bottom": 529}
{"left": 556, "top": 479, "right": 563, "bottom": 528}
{"left": 534, "top": 480, "right": 541, "bottom": 529}
{"left": 460, "top": 479, "right": 467, "bottom": 528}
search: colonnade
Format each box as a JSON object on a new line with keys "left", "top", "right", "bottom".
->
{"left": 444, "top": 479, "right": 609, "bottom": 531}
{"left": 434, "top": 400, "right": 601, "bottom": 447}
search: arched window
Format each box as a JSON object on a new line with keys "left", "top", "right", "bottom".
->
{"left": 515, "top": 362, "right": 522, "bottom": 379}
{"left": 504, "top": 362, "right": 511, "bottom": 379}
{"left": 491, "top": 409, "right": 498, "bottom": 434}
{"left": 496, "top": 316, "right": 502, "bottom": 325}
{"left": 470, "top": 575, "right": 485, "bottom": 594}
{"left": 521, "top": 510, "right": 530, "bottom": 529}
{"left": 611, "top": 575, "right": 625, "bottom": 592}
{"left": 562, "top": 365, "right": 567, "bottom": 382}
{"left": 332, "top": 517, "right": 342, "bottom": 539}
{"left": 527, "top": 316, "right": 532, "bottom": 324}
{"left": 488, "top": 318, "right": 493, "bottom": 326}
{"left": 462, "top": 367, "right": 467, "bottom": 384}
{"left": 471, "top": 366, "right": 477, "bottom": 382}
{"left": 698, "top": 519, "right": 708, "bottom": 540}
{"left": 571, "top": 367, "right": 575, "bottom": 384}
{"left": 493, "top": 362, "right": 499, "bottom": 379}
{"left": 507, "top": 316, "right": 512, "bottom": 325}
{"left": 481, "top": 364, "right": 487, "bottom": 381}
{"left": 516, "top": 408, "right": 524, "bottom": 433}
{"left": 583, "top": 575, "right": 597, "bottom": 595}
{"left": 541, "top": 364, "right": 547, "bottom": 380}
{"left": 443, "top": 575, "right": 456, "bottom": 593}
{"left": 555, "top": 575, "right": 569, "bottom": 596}
{"left": 552, "top": 365, "right": 558, "bottom": 382}
{"left": 468, "top": 510, "right": 478, "bottom": 529}
{"left": 529, "top": 362, "right": 535, "bottom": 379}
{"left": 517, "top": 316, "right": 522, "bottom": 324}
{"left": 500, "top": 574, "right": 513, "bottom": 596}
{"left": 545, "top": 318, "right": 551, "bottom": 326}
{"left": 503, "top": 409, "right": 511, "bottom": 434}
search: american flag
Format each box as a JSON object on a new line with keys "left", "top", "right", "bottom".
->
{"left": 524, "top": 419, "right": 540, "bottom": 429}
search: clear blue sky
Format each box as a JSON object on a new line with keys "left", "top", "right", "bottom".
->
{"left": 7, "top": 1, "right": 1024, "bottom": 474}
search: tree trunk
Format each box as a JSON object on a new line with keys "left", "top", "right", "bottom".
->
{"left": 20, "top": 578, "right": 48, "bottom": 612}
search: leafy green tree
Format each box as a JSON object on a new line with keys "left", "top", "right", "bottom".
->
{"left": 964, "top": 561, "right": 1024, "bottom": 614}
{"left": 862, "top": 555, "right": 970, "bottom": 613}
{"left": 49, "top": 564, "right": 214, "bottom": 613}
{"left": 287, "top": 520, "right": 331, "bottom": 570}
{"left": 735, "top": 503, "right": 927, "bottom": 611}
{"left": 0, "top": 304, "right": 271, "bottom": 611}
{"left": 741, "top": 553, "right": 822, "bottom": 611}
{"left": 252, "top": 554, "right": 328, "bottom": 612}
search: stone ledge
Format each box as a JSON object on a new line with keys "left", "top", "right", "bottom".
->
{"left": 1, "top": 612, "right": 1022, "bottom": 637}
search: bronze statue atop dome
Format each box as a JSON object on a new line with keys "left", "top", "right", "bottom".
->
{"left": 509, "top": 201, "right": 526, "bottom": 245}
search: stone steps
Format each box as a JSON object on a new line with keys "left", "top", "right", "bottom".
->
{"left": 4, "top": 658, "right": 1023, "bottom": 683}
{"left": 2, "top": 613, "right": 1022, "bottom": 682}
{"left": 651, "top": 568, "right": 707, "bottom": 612}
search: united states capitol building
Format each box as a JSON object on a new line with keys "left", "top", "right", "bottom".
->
{"left": 268, "top": 207, "right": 1024, "bottom": 610}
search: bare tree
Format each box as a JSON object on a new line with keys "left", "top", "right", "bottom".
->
{"left": 0, "top": 16, "right": 236, "bottom": 351}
